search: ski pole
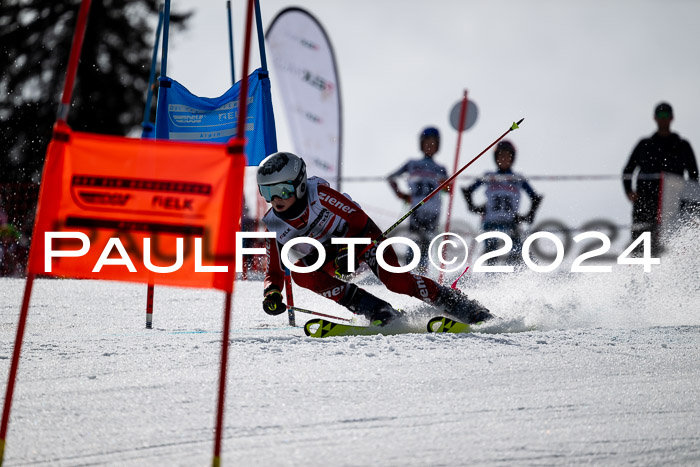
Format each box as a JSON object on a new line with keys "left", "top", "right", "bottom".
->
{"left": 359, "top": 118, "right": 524, "bottom": 257}
{"left": 288, "top": 306, "right": 352, "bottom": 322}
{"left": 284, "top": 269, "right": 295, "bottom": 326}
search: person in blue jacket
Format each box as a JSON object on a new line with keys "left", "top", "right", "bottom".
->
{"left": 462, "top": 140, "right": 542, "bottom": 265}
{"left": 388, "top": 127, "right": 447, "bottom": 272}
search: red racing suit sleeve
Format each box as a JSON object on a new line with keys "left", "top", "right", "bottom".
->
{"left": 316, "top": 185, "right": 372, "bottom": 239}
{"left": 264, "top": 230, "right": 285, "bottom": 293}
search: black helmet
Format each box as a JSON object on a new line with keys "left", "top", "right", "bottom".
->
{"left": 419, "top": 126, "right": 440, "bottom": 151}
{"left": 494, "top": 140, "right": 516, "bottom": 162}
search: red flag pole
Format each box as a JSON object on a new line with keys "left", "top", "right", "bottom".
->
{"left": 57, "top": 0, "right": 93, "bottom": 124}
{"left": 0, "top": 276, "right": 35, "bottom": 465}
{"left": 145, "top": 284, "right": 155, "bottom": 329}
{"left": 439, "top": 90, "right": 469, "bottom": 284}
{"left": 213, "top": 291, "right": 233, "bottom": 467}
{"left": 213, "top": 1, "right": 256, "bottom": 465}
{"left": 1, "top": 2, "right": 92, "bottom": 464}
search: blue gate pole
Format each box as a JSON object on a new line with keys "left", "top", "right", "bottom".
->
{"left": 227, "top": 0, "right": 236, "bottom": 85}
{"left": 160, "top": 0, "right": 171, "bottom": 79}
{"left": 253, "top": 0, "right": 267, "bottom": 71}
{"left": 141, "top": 3, "right": 164, "bottom": 137}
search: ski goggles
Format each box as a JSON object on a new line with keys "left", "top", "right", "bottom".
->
{"left": 259, "top": 182, "right": 296, "bottom": 202}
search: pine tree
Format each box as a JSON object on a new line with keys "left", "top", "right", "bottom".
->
{"left": 0, "top": 0, "right": 190, "bottom": 184}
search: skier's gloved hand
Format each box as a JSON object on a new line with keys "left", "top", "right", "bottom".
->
{"left": 262, "top": 288, "right": 286, "bottom": 316}
{"left": 334, "top": 246, "right": 360, "bottom": 278}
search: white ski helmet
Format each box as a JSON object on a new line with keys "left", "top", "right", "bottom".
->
{"left": 257, "top": 152, "right": 308, "bottom": 200}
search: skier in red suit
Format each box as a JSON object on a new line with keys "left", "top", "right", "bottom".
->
{"left": 257, "top": 152, "right": 492, "bottom": 326}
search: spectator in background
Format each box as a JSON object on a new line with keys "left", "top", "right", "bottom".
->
{"left": 388, "top": 127, "right": 447, "bottom": 272}
{"left": 623, "top": 102, "right": 698, "bottom": 255}
{"left": 462, "top": 141, "right": 542, "bottom": 266}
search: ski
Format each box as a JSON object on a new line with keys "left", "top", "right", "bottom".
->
{"left": 304, "top": 315, "right": 534, "bottom": 338}
{"left": 304, "top": 318, "right": 392, "bottom": 338}
{"left": 303, "top": 316, "right": 476, "bottom": 338}
{"left": 426, "top": 316, "right": 473, "bottom": 334}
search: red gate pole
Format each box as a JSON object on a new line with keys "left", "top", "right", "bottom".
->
{"left": 57, "top": 0, "right": 93, "bottom": 124}
{"left": 0, "top": 275, "right": 35, "bottom": 465}
{"left": 213, "top": 0, "right": 256, "bottom": 465}
{"left": 439, "top": 90, "right": 469, "bottom": 284}
{"left": 145, "top": 283, "right": 155, "bottom": 328}
{"left": 1, "top": 1, "right": 93, "bottom": 464}
{"left": 213, "top": 291, "right": 234, "bottom": 467}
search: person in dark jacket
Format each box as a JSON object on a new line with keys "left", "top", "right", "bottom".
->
{"left": 623, "top": 102, "right": 698, "bottom": 254}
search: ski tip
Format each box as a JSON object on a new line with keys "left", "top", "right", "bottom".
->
{"left": 511, "top": 118, "right": 524, "bottom": 130}
{"left": 303, "top": 318, "right": 323, "bottom": 337}
{"left": 426, "top": 316, "right": 472, "bottom": 334}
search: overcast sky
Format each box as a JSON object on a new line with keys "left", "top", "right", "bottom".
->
{"left": 163, "top": 0, "right": 700, "bottom": 244}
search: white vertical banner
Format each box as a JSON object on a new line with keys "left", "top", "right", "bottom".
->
{"left": 266, "top": 7, "right": 343, "bottom": 189}
{"left": 659, "top": 172, "right": 699, "bottom": 244}
{"left": 659, "top": 172, "right": 686, "bottom": 230}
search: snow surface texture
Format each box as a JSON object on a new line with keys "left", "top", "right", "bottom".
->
{"left": 1, "top": 227, "right": 699, "bottom": 466}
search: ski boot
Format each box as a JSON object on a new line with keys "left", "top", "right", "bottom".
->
{"left": 435, "top": 285, "right": 494, "bottom": 324}
{"left": 339, "top": 284, "right": 400, "bottom": 326}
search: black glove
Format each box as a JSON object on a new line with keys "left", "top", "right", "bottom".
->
{"left": 515, "top": 213, "right": 533, "bottom": 224}
{"left": 462, "top": 186, "right": 485, "bottom": 214}
{"left": 334, "top": 246, "right": 360, "bottom": 278}
{"left": 262, "top": 288, "right": 286, "bottom": 316}
{"left": 516, "top": 194, "right": 543, "bottom": 224}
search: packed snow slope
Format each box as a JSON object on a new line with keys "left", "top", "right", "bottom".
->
{"left": 0, "top": 227, "right": 699, "bottom": 466}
